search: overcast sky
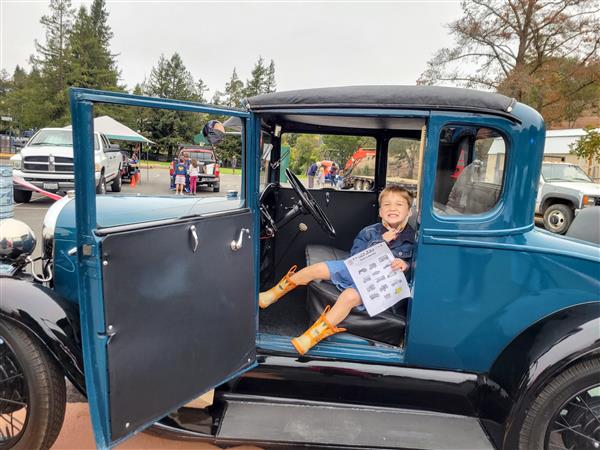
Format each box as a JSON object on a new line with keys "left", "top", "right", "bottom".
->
{"left": 1, "top": 1, "right": 463, "bottom": 96}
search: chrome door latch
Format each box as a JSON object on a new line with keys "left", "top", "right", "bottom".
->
{"left": 189, "top": 225, "right": 198, "bottom": 252}
{"left": 231, "top": 228, "right": 250, "bottom": 251}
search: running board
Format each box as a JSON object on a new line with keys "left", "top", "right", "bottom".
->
{"left": 217, "top": 397, "right": 494, "bottom": 449}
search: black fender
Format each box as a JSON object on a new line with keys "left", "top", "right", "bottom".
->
{"left": 0, "top": 276, "right": 86, "bottom": 395}
{"left": 541, "top": 192, "right": 579, "bottom": 212}
{"left": 479, "top": 302, "right": 600, "bottom": 449}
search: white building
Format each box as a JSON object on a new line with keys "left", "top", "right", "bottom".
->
{"left": 543, "top": 129, "right": 599, "bottom": 182}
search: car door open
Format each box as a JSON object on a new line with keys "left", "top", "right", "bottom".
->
{"left": 70, "top": 88, "right": 258, "bottom": 448}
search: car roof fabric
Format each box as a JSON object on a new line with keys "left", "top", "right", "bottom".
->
{"left": 246, "top": 85, "right": 516, "bottom": 115}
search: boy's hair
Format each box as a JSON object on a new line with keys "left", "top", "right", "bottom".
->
{"left": 191, "top": 159, "right": 198, "bottom": 167}
{"left": 378, "top": 185, "right": 413, "bottom": 206}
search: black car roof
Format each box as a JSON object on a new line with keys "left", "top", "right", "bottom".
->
{"left": 246, "top": 85, "right": 516, "bottom": 116}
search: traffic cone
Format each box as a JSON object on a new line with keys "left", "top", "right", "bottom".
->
{"left": 130, "top": 173, "right": 136, "bottom": 188}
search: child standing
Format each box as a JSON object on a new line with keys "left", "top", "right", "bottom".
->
{"left": 174, "top": 158, "right": 187, "bottom": 195}
{"left": 259, "top": 185, "right": 415, "bottom": 355}
{"left": 189, "top": 159, "right": 199, "bottom": 195}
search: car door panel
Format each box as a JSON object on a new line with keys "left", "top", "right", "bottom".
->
{"left": 100, "top": 210, "right": 256, "bottom": 441}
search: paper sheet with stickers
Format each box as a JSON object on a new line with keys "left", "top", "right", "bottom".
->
{"left": 344, "top": 242, "right": 411, "bottom": 317}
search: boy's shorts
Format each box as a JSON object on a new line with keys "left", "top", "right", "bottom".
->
{"left": 175, "top": 175, "right": 186, "bottom": 185}
{"left": 324, "top": 260, "right": 366, "bottom": 312}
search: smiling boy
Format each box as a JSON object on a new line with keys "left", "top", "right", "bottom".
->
{"left": 259, "top": 185, "right": 415, "bottom": 354}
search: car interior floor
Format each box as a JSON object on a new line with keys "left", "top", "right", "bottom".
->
{"left": 258, "top": 288, "right": 310, "bottom": 337}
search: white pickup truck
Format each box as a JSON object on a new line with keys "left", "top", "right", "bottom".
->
{"left": 10, "top": 128, "right": 122, "bottom": 203}
{"left": 536, "top": 162, "right": 600, "bottom": 234}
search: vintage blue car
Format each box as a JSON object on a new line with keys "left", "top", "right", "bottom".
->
{"left": 0, "top": 86, "right": 599, "bottom": 450}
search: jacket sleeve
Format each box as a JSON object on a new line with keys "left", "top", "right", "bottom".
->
{"left": 350, "top": 226, "right": 383, "bottom": 255}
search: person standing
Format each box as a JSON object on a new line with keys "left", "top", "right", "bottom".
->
{"left": 174, "top": 158, "right": 187, "bottom": 195}
{"left": 316, "top": 164, "right": 325, "bottom": 189}
{"left": 307, "top": 162, "right": 318, "bottom": 188}
{"left": 189, "top": 159, "right": 199, "bottom": 195}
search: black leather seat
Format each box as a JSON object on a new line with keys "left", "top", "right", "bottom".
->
{"left": 305, "top": 245, "right": 407, "bottom": 347}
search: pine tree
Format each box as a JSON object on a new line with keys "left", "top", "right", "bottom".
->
{"left": 145, "top": 53, "right": 198, "bottom": 158}
{"left": 196, "top": 79, "right": 209, "bottom": 103}
{"left": 223, "top": 68, "right": 245, "bottom": 107}
{"left": 89, "top": 0, "right": 112, "bottom": 48}
{"left": 244, "top": 56, "right": 268, "bottom": 97}
{"left": 32, "top": 0, "right": 75, "bottom": 95}
{"left": 264, "top": 60, "right": 276, "bottom": 93}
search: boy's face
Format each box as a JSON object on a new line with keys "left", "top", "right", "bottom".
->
{"left": 379, "top": 192, "right": 411, "bottom": 229}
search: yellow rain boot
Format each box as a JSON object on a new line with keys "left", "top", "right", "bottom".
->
{"left": 259, "top": 265, "right": 298, "bottom": 309}
{"left": 291, "top": 306, "right": 346, "bottom": 355}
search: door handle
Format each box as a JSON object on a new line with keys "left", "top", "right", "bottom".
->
{"left": 230, "top": 228, "right": 250, "bottom": 251}
{"left": 189, "top": 225, "right": 198, "bottom": 252}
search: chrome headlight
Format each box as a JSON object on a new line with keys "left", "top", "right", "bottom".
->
{"left": 10, "top": 156, "right": 21, "bottom": 170}
{"left": 0, "top": 218, "right": 36, "bottom": 261}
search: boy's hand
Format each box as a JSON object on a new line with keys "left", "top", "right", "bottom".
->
{"left": 391, "top": 258, "right": 408, "bottom": 272}
{"left": 382, "top": 229, "right": 399, "bottom": 243}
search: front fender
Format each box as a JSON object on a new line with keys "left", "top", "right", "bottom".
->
{"left": 479, "top": 302, "right": 600, "bottom": 449}
{"left": 0, "top": 276, "right": 86, "bottom": 394}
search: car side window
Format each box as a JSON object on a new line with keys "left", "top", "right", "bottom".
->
{"left": 433, "top": 126, "right": 506, "bottom": 215}
{"left": 386, "top": 137, "right": 421, "bottom": 198}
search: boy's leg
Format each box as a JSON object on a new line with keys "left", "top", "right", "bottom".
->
{"left": 289, "top": 262, "right": 330, "bottom": 286}
{"left": 291, "top": 289, "right": 357, "bottom": 355}
{"left": 325, "top": 288, "right": 362, "bottom": 326}
{"left": 259, "top": 262, "right": 330, "bottom": 309}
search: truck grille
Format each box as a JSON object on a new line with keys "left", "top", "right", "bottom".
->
{"left": 23, "top": 156, "right": 73, "bottom": 173}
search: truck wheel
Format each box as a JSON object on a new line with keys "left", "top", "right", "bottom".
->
{"left": 111, "top": 173, "right": 122, "bottom": 192}
{"left": 0, "top": 320, "right": 66, "bottom": 450}
{"left": 96, "top": 174, "right": 106, "bottom": 195}
{"left": 543, "top": 204, "right": 573, "bottom": 234}
{"left": 519, "top": 358, "right": 600, "bottom": 450}
{"left": 13, "top": 190, "right": 32, "bottom": 204}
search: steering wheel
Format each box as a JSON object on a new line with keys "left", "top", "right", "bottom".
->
{"left": 286, "top": 168, "right": 336, "bottom": 238}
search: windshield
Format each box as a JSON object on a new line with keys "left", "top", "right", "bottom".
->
{"left": 542, "top": 164, "right": 592, "bottom": 182}
{"left": 29, "top": 129, "right": 99, "bottom": 150}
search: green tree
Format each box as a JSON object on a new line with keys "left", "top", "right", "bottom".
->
{"left": 244, "top": 56, "right": 268, "bottom": 97}
{"left": 265, "top": 60, "right": 276, "bottom": 93}
{"left": 288, "top": 134, "right": 320, "bottom": 174}
{"left": 145, "top": 53, "right": 199, "bottom": 159}
{"left": 223, "top": 68, "right": 245, "bottom": 107}
{"left": 196, "top": 79, "right": 209, "bottom": 103}
{"left": 30, "top": 0, "right": 75, "bottom": 124}
{"left": 321, "top": 135, "right": 375, "bottom": 167}
{"left": 570, "top": 127, "right": 600, "bottom": 173}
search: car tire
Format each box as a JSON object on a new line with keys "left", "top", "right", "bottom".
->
{"left": 13, "top": 190, "right": 32, "bottom": 204}
{"left": 111, "top": 172, "right": 122, "bottom": 192}
{"left": 212, "top": 183, "right": 220, "bottom": 193}
{"left": 0, "top": 320, "right": 66, "bottom": 450}
{"left": 543, "top": 203, "right": 573, "bottom": 234}
{"left": 96, "top": 174, "right": 106, "bottom": 195}
{"left": 518, "top": 358, "right": 600, "bottom": 450}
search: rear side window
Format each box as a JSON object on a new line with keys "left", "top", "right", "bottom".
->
{"left": 433, "top": 126, "right": 506, "bottom": 215}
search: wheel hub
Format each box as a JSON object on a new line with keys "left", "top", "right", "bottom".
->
{"left": 553, "top": 391, "right": 600, "bottom": 449}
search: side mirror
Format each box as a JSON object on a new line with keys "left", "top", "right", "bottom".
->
{"left": 107, "top": 144, "right": 121, "bottom": 152}
{"left": 202, "top": 120, "right": 225, "bottom": 146}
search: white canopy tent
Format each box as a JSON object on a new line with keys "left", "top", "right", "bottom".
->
{"left": 65, "top": 115, "right": 154, "bottom": 181}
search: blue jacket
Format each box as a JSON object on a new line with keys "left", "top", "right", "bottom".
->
{"left": 350, "top": 222, "right": 415, "bottom": 281}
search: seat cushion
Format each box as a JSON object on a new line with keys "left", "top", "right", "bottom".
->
{"left": 305, "top": 245, "right": 406, "bottom": 347}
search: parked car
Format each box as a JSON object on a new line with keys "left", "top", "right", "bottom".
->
{"left": 176, "top": 145, "right": 220, "bottom": 192}
{"left": 9, "top": 127, "right": 122, "bottom": 203}
{"left": 0, "top": 86, "right": 598, "bottom": 450}
{"left": 535, "top": 162, "right": 600, "bottom": 234}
